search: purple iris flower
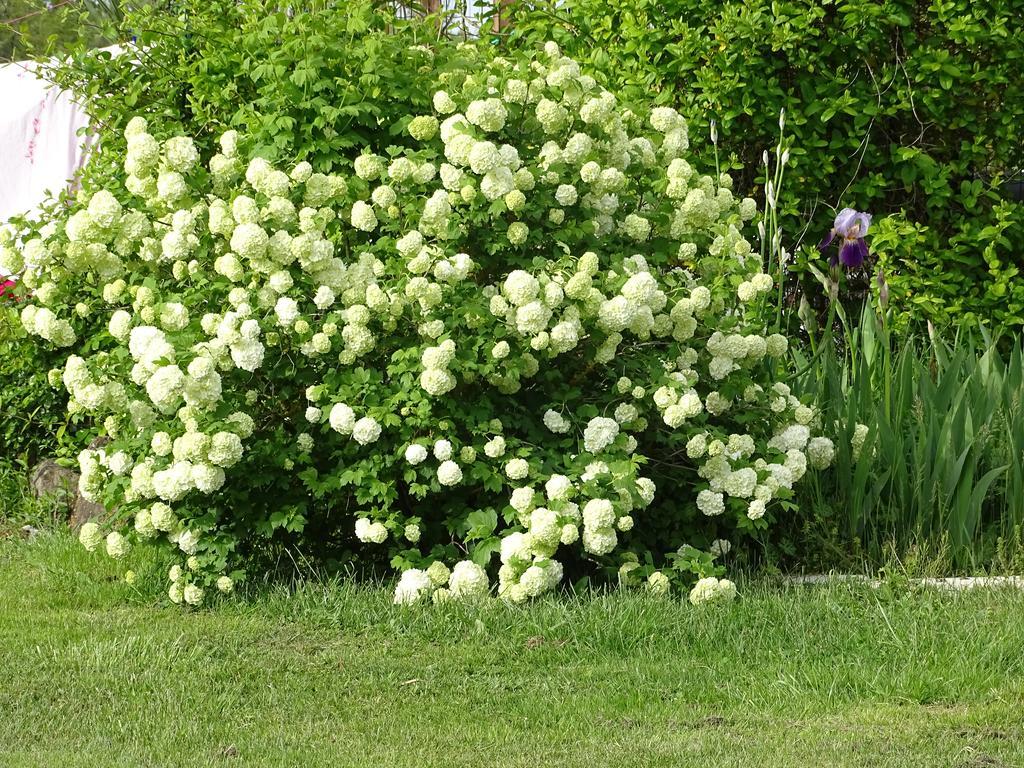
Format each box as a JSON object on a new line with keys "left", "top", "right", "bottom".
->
{"left": 819, "top": 208, "right": 872, "bottom": 268}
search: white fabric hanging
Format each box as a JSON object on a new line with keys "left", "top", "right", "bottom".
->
{"left": 0, "top": 57, "right": 93, "bottom": 228}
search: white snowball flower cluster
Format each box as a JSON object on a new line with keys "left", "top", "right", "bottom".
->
{"left": 355, "top": 518, "right": 388, "bottom": 544}
{"left": 420, "top": 339, "right": 456, "bottom": 397}
{"left": 583, "top": 417, "right": 619, "bottom": 454}
{"left": 437, "top": 460, "right": 463, "bottom": 486}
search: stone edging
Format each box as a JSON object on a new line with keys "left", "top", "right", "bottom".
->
{"left": 785, "top": 574, "right": 1024, "bottom": 590}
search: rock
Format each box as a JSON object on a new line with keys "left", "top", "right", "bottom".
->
{"left": 29, "top": 460, "right": 78, "bottom": 510}
{"left": 88, "top": 435, "right": 110, "bottom": 451}
{"left": 29, "top": 457, "right": 108, "bottom": 529}
{"left": 70, "top": 494, "right": 106, "bottom": 530}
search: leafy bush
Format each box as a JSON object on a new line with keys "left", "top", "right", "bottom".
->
{"left": 2, "top": 41, "right": 836, "bottom": 604}
{"left": 0, "top": 303, "right": 75, "bottom": 466}
{"left": 0, "top": 0, "right": 118, "bottom": 61}
{"left": 510, "top": 0, "right": 1024, "bottom": 329}
{"left": 43, "top": 0, "right": 466, "bottom": 181}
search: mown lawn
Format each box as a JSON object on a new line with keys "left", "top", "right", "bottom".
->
{"left": 1, "top": 534, "right": 1023, "bottom": 768}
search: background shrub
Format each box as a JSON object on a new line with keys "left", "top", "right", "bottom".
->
{"left": 0, "top": 0, "right": 118, "bottom": 61}
{"left": 43, "top": 0, "right": 468, "bottom": 181}
{"left": 510, "top": 0, "right": 1024, "bottom": 330}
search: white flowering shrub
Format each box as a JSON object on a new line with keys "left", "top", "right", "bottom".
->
{"left": 4, "top": 42, "right": 833, "bottom": 605}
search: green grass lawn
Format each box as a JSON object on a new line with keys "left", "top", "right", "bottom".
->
{"left": 2, "top": 534, "right": 1023, "bottom": 768}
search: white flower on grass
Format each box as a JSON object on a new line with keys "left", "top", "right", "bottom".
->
{"left": 448, "top": 561, "right": 489, "bottom": 599}
{"left": 78, "top": 522, "right": 102, "bottom": 551}
{"left": 647, "top": 571, "right": 671, "bottom": 595}
{"left": 103, "top": 531, "right": 129, "bottom": 558}
{"left": 216, "top": 576, "right": 234, "bottom": 594}
{"left": 134, "top": 509, "right": 156, "bottom": 538}
{"left": 499, "top": 532, "right": 532, "bottom": 565}
{"left": 689, "top": 577, "right": 737, "bottom": 605}
{"left": 519, "top": 560, "right": 563, "bottom": 597}
{"left": 394, "top": 568, "right": 432, "bottom": 605}
{"left": 183, "top": 584, "right": 204, "bottom": 606}
{"left": 426, "top": 561, "right": 451, "bottom": 586}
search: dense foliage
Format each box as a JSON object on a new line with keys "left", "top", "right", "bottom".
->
{"left": 510, "top": 0, "right": 1024, "bottom": 330}
{"left": 0, "top": 0, "right": 118, "bottom": 62}
{"left": 0, "top": 303, "right": 72, "bottom": 465}
{"left": 43, "top": 0, "right": 467, "bottom": 181}
{"left": 2, "top": 40, "right": 839, "bottom": 605}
